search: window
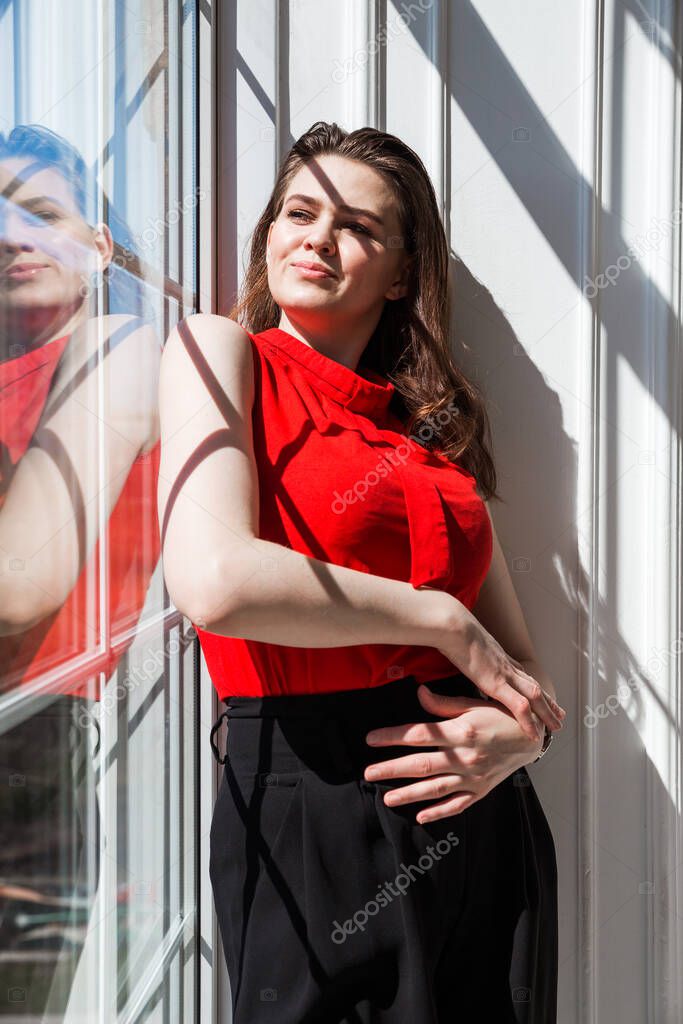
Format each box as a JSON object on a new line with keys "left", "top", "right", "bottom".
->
{"left": 0, "top": 2, "right": 200, "bottom": 1019}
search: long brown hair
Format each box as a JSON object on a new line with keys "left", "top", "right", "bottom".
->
{"left": 228, "top": 121, "right": 500, "bottom": 502}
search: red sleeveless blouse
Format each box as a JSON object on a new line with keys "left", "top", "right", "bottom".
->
{"left": 0, "top": 331, "right": 161, "bottom": 699}
{"left": 194, "top": 326, "right": 493, "bottom": 700}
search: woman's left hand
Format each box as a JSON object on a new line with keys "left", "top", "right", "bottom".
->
{"left": 363, "top": 684, "right": 546, "bottom": 824}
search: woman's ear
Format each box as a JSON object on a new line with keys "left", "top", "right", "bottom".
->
{"left": 385, "top": 253, "right": 414, "bottom": 301}
{"left": 92, "top": 221, "right": 114, "bottom": 272}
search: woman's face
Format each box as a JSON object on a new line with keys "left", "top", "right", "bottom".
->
{"left": 0, "top": 157, "right": 112, "bottom": 324}
{"left": 266, "top": 154, "right": 412, "bottom": 332}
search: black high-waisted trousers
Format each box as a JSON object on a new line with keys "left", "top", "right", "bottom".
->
{"left": 209, "top": 672, "right": 558, "bottom": 1023}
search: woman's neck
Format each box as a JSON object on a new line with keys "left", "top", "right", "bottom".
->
{"left": 0, "top": 302, "right": 85, "bottom": 361}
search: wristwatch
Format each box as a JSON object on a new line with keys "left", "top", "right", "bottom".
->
{"left": 532, "top": 724, "right": 553, "bottom": 763}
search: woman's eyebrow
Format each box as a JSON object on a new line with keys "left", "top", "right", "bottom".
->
{"left": 22, "top": 195, "right": 66, "bottom": 209}
{"left": 0, "top": 187, "right": 67, "bottom": 211}
{"left": 284, "top": 193, "right": 384, "bottom": 227}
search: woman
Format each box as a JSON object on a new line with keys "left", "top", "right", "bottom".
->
{"left": 158, "top": 121, "right": 565, "bottom": 1023}
{"left": 0, "top": 124, "right": 161, "bottom": 1016}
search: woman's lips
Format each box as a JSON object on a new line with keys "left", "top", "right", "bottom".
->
{"left": 2, "top": 264, "right": 48, "bottom": 279}
{"left": 291, "top": 263, "right": 336, "bottom": 280}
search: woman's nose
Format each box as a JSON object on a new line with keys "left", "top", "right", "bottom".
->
{"left": 305, "top": 234, "right": 334, "bottom": 254}
{"left": 0, "top": 204, "right": 35, "bottom": 252}
{"left": 302, "top": 217, "right": 336, "bottom": 253}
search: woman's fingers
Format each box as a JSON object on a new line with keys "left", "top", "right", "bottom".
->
{"left": 435, "top": 641, "right": 565, "bottom": 735}
{"left": 365, "top": 718, "right": 452, "bottom": 750}
{"left": 415, "top": 790, "right": 478, "bottom": 824}
{"left": 364, "top": 747, "right": 464, "bottom": 782}
{"left": 483, "top": 679, "right": 547, "bottom": 742}
{"left": 545, "top": 690, "right": 567, "bottom": 721}
{"left": 486, "top": 671, "right": 562, "bottom": 738}
{"left": 507, "top": 659, "right": 567, "bottom": 724}
{"left": 382, "top": 773, "right": 468, "bottom": 807}
{"left": 415, "top": 688, "right": 487, "bottom": 718}
{"left": 515, "top": 677, "right": 564, "bottom": 732}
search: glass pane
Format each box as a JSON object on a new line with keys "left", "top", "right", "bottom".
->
{"left": 0, "top": 1, "right": 199, "bottom": 1019}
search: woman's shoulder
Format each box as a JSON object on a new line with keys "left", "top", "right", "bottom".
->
{"left": 161, "top": 314, "right": 255, "bottom": 372}
{"left": 177, "top": 313, "right": 252, "bottom": 346}
{"left": 160, "top": 313, "right": 256, "bottom": 415}
{"left": 64, "top": 313, "right": 161, "bottom": 359}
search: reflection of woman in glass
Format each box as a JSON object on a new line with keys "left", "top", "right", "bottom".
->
{"left": 159, "top": 121, "right": 564, "bottom": 1021}
{"left": 0, "top": 125, "right": 161, "bottom": 1016}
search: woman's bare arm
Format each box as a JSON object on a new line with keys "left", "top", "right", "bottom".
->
{"left": 0, "top": 315, "right": 160, "bottom": 633}
{"left": 158, "top": 313, "right": 564, "bottom": 736}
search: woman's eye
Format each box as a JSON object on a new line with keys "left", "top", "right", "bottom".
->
{"left": 16, "top": 208, "right": 58, "bottom": 227}
{"left": 286, "top": 210, "right": 369, "bottom": 235}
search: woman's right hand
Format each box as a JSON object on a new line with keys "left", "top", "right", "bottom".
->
{"left": 435, "top": 630, "right": 565, "bottom": 743}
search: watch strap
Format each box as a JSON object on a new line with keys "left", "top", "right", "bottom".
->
{"left": 532, "top": 725, "right": 553, "bottom": 763}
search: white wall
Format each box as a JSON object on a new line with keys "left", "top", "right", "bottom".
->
{"left": 221, "top": 2, "right": 683, "bottom": 1022}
